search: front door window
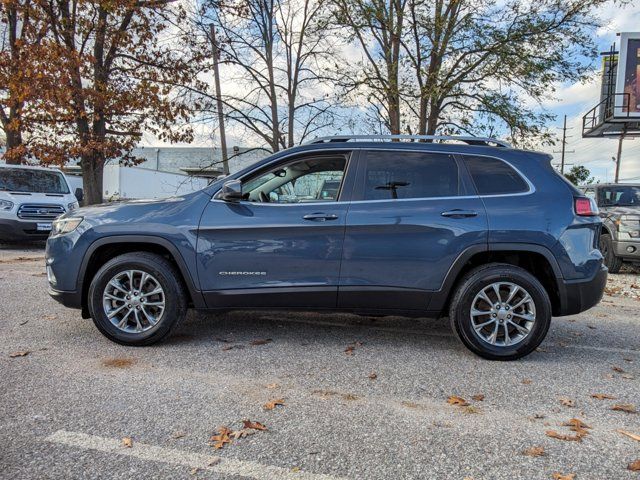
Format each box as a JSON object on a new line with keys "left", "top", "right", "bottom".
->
{"left": 243, "top": 156, "right": 346, "bottom": 203}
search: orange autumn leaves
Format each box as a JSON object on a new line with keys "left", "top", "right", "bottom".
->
{"left": 210, "top": 420, "right": 268, "bottom": 449}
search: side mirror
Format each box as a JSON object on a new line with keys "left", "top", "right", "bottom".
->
{"left": 220, "top": 179, "right": 243, "bottom": 202}
{"left": 74, "top": 187, "right": 84, "bottom": 203}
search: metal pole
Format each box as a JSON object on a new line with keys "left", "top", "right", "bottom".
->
{"left": 209, "top": 23, "right": 229, "bottom": 175}
{"left": 614, "top": 124, "right": 626, "bottom": 183}
{"left": 554, "top": 115, "right": 574, "bottom": 174}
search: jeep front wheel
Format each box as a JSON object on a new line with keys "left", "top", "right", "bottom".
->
{"left": 88, "top": 252, "right": 187, "bottom": 346}
{"left": 449, "top": 263, "right": 552, "bottom": 361}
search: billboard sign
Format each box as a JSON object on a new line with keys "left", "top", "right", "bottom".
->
{"left": 615, "top": 32, "right": 640, "bottom": 117}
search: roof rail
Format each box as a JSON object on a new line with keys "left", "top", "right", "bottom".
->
{"left": 306, "top": 135, "right": 512, "bottom": 148}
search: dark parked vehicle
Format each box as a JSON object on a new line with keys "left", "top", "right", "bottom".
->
{"left": 580, "top": 183, "right": 640, "bottom": 273}
{"left": 46, "top": 135, "right": 606, "bottom": 360}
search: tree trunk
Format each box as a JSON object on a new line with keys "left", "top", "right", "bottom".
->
{"left": 81, "top": 154, "right": 104, "bottom": 205}
{"left": 3, "top": 124, "right": 24, "bottom": 164}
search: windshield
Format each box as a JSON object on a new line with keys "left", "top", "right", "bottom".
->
{"left": 598, "top": 185, "right": 640, "bottom": 207}
{"left": 0, "top": 168, "right": 69, "bottom": 194}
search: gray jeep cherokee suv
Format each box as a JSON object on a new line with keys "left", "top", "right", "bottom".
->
{"left": 46, "top": 135, "right": 607, "bottom": 360}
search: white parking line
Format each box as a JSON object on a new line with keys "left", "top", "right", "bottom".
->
{"left": 46, "top": 430, "right": 347, "bottom": 480}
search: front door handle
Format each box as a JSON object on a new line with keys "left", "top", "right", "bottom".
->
{"left": 441, "top": 209, "right": 478, "bottom": 218}
{"left": 303, "top": 213, "right": 339, "bottom": 222}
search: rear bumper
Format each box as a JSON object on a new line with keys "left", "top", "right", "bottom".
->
{"left": 48, "top": 287, "right": 82, "bottom": 310}
{"left": 556, "top": 265, "right": 608, "bottom": 316}
{"left": 0, "top": 218, "right": 51, "bottom": 241}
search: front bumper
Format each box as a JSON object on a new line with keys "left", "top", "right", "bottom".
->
{"left": 613, "top": 239, "right": 640, "bottom": 260}
{"left": 0, "top": 218, "right": 51, "bottom": 241}
{"left": 48, "top": 287, "right": 83, "bottom": 310}
{"left": 556, "top": 265, "right": 608, "bottom": 316}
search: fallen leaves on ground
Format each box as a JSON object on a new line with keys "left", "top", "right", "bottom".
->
{"left": 546, "top": 430, "right": 583, "bottom": 442}
{"left": 522, "top": 378, "right": 532, "bottom": 385}
{"left": 628, "top": 460, "right": 640, "bottom": 471}
{"left": 447, "top": 395, "right": 470, "bottom": 407}
{"left": 472, "top": 394, "right": 485, "bottom": 401}
{"left": 242, "top": 420, "right": 267, "bottom": 431}
{"left": 563, "top": 418, "right": 591, "bottom": 438}
{"left": 612, "top": 404, "right": 637, "bottom": 414}
{"left": 172, "top": 431, "right": 186, "bottom": 439}
{"left": 617, "top": 430, "right": 640, "bottom": 442}
{"left": 210, "top": 427, "right": 232, "bottom": 449}
{"left": 250, "top": 339, "right": 273, "bottom": 346}
{"left": 313, "top": 389, "right": 359, "bottom": 401}
{"left": 263, "top": 398, "right": 285, "bottom": 410}
{"left": 9, "top": 351, "right": 30, "bottom": 358}
{"left": 210, "top": 421, "right": 268, "bottom": 445}
{"left": 523, "top": 446, "right": 545, "bottom": 457}
{"left": 612, "top": 366, "right": 626, "bottom": 373}
{"left": 591, "top": 393, "right": 616, "bottom": 400}
{"left": 552, "top": 473, "right": 576, "bottom": 480}
{"left": 122, "top": 437, "right": 133, "bottom": 448}
{"left": 344, "top": 341, "right": 363, "bottom": 355}
{"left": 463, "top": 405, "right": 482, "bottom": 414}
{"left": 265, "top": 383, "right": 279, "bottom": 389}
{"left": 368, "top": 372, "right": 377, "bottom": 380}
{"left": 546, "top": 418, "right": 591, "bottom": 442}
{"left": 559, "top": 397, "right": 576, "bottom": 408}
{"left": 102, "top": 358, "right": 135, "bottom": 368}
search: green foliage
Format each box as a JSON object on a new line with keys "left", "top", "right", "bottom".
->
{"left": 564, "top": 165, "right": 596, "bottom": 186}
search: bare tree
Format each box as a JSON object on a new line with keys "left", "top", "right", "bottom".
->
{"left": 331, "top": 0, "right": 409, "bottom": 134}
{"left": 195, "top": 0, "right": 338, "bottom": 152}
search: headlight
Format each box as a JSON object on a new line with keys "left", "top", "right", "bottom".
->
{"left": 0, "top": 199, "right": 13, "bottom": 211}
{"left": 616, "top": 215, "right": 640, "bottom": 238}
{"left": 67, "top": 201, "right": 79, "bottom": 211}
{"left": 51, "top": 217, "right": 83, "bottom": 236}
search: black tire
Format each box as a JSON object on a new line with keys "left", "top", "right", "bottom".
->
{"left": 88, "top": 252, "right": 187, "bottom": 346}
{"left": 448, "top": 263, "right": 552, "bottom": 361}
{"left": 599, "top": 233, "right": 623, "bottom": 274}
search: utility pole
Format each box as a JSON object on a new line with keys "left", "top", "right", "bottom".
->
{"left": 554, "top": 115, "right": 575, "bottom": 175}
{"left": 209, "top": 23, "right": 229, "bottom": 175}
{"left": 614, "top": 124, "right": 627, "bottom": 184}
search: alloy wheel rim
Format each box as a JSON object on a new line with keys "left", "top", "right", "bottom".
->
{"left": 103, "top": 269, "right": 165, "bottom": 333}
{"left": 470, "top": 282, "right": 536, "bottom": 347}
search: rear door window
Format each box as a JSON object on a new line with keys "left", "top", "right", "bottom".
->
{"left": 463, "top": 156, "right": 529, "bottom": 195}
{"left": 358, "top": 151, "right": 460, "bottom": 200}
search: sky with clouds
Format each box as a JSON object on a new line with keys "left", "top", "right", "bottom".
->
{"left": 538, "top": 4, "right": 640, "bottom": 183}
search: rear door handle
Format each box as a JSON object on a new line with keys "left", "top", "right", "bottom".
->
{"left": 441, "top": 209, "right": 478, "bottom": 218}
{"left": 303, "top": 213, "right": 339, "bottom": 222}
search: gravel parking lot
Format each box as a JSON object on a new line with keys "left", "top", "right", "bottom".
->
{"left": 1, "top": 243, "right": 639, "bottom": 480}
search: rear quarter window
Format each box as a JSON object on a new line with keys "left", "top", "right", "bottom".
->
{"left": 463, "top": 155, "right": 529, "bottom": 195}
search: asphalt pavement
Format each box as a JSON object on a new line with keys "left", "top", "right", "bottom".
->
{"left": 1, "top": 243, "right": 639, "bottom": 480}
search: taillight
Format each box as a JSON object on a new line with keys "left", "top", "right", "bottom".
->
{"left": 575, "top": 197, "right": 598, "bottom": 216}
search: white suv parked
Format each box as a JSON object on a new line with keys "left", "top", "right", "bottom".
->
{"left": 0, "top": 164, "right": 81, "bottom": 241}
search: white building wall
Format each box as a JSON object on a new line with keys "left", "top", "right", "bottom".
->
{"left": 103, "top": 164, "right": 210, "bottom": 200}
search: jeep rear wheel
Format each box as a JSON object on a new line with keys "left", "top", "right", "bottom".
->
{"left": 449, "top": 263, "right": 552, "bottom": 361}
{"left": 599, "top": 233, "right": 622, "bottom": 274}
{"left": 88, "top": 252, "right": 187, "bottom": 346}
